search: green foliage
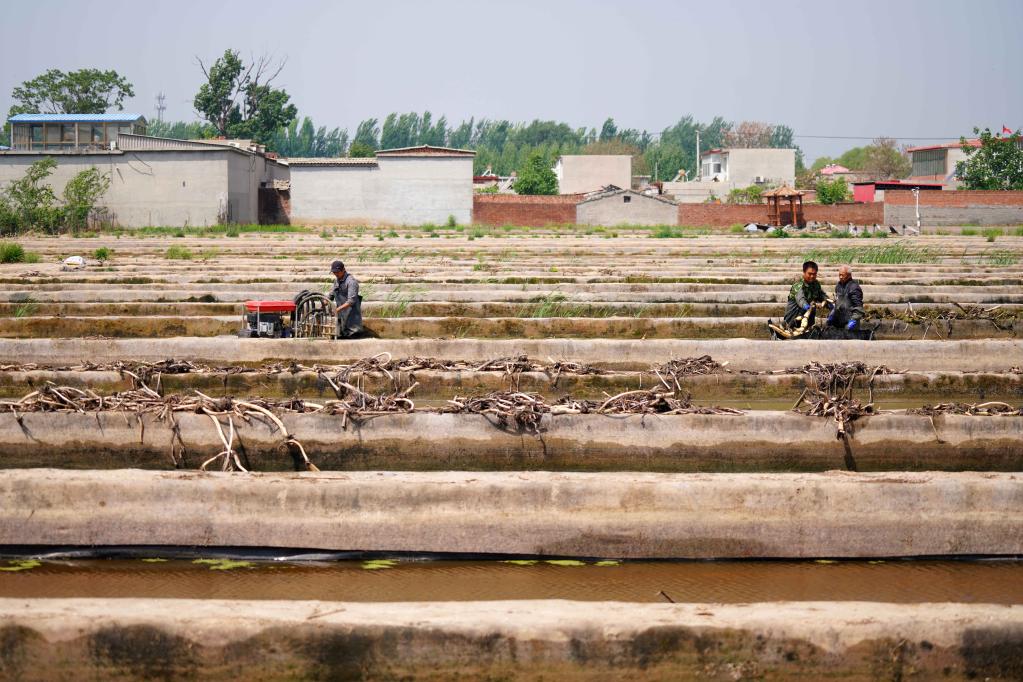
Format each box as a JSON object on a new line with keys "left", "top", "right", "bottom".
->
{"left": 164, "top": 246, "right": 193, "bottom": 260}
{"left": 767, "top": 228, "right": 790, "bottom": 238}
{"left": 92, "top": 247, "right": 112, "bottom": 262}
{"left": 193, "top": 50, "right": 298, "bottom": 144}
{"left": 63, "top": 167, "right": 111, "bottom": 232}
{"left": 799, "top": 244, "right": 936, "bottom": 265}
{"left": 984, "top": 228, "right": 1002, "bottom": 242}
{"left": 726, "top": 185, "right": 763, "bottom": 205}
{"left": 955, "top": 127, "right": 1023, "bottom": 190}
{"left": 3, "top": 158, "right": 61, "bottom": 233}
{"left": 0, "top": 242, "right": 26, "bottom": 263}
{"left": 8, "top": 68, "right": 134, "bottom": 116}
{"left": 147, "top": 120, "right": 216, "bottom": 140}
{"left": 270, "top": 115, "right": 348, "bottom": 157}
{"left": 514, "top": 152, "right": 558, "bottom": 195}
{"left": 14, "top": 297, "right": 38, "bottom": 318}
{"left": 351, "top": 119, "right": 380, "bottom": 152}
{"left": 476, "top": 184, "right": 499, "bottom": 194}
{"left": 348, "top": 141, "right": 375, "bottom": 158}
{"left": 816, "top": 177, "right": 850, "bottom": 204}
{"left": 446, "top": 214, "right": 457, "bottom": 228}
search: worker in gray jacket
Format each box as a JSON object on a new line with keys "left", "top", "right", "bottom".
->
{"left": 828, "top": 265, "right": 864, "bottom": 331}
{"left": 330, "top": 260, "right": 363, "bottom": 338}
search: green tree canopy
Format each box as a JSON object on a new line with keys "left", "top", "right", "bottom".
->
{"left": 816, "top": 177, "right": 850, "bottom": 204}
{"left": 193, "top": 50, "right": 297, "bottom": 144}
{"left": 955, "top": 127, "right": 1023, "bottom": 190}
{"left": 514, "top": 151, "right": 558, "bottom": 195}
{"left": 270, "top": 115, "right": 348, "bottom": 157}
{"left": 8, "top": 68, "right": 135, "bottom": 116}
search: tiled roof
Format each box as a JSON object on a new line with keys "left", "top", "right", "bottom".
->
{"left": 8, "top": 113, "right": 146, "bottom": 123}
{"left": 375, "top": 145, "right": 475, "bottom": 157}
{"left": 285, "top": 157, "right": 379, "bottom": 166}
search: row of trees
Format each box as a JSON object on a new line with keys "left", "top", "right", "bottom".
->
{"left": 806, "top": 137, "right": 911, "bottom": 181}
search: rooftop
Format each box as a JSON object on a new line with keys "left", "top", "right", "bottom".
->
{"left": 8, "top": 113, "right": 146, "bottom": 123}
{"left": 375, "top": 144, "right": 475, "bottom": 157}
{"left": 905, "top": 139, "right": 981, "bottom": 153}
{"left": 285, "top": 157, "right": 379, "bottom": 167}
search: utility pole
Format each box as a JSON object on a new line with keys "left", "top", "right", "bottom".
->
{"left": 695, "top": 128, "right": 701, "bottom": 180}
{"left": 155, "top": 93, "right": 166, "bottom": 123}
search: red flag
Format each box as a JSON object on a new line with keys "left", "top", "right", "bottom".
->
{"left": 1003, "top": 125, "right": 1014, "bottom": 134}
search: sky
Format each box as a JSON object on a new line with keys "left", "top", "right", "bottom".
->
{"left": 2, "top": 0, "right": 1021, "bottom": 162}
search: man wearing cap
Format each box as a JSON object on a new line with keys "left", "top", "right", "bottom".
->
{"left": 827, "top": 265, "right": 865, "bottom": 333}
{"left": 330, "top": 260, "right": 363, "bottom": 338}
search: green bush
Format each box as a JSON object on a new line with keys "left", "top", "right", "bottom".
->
{"left": 446, "top": 214, "right": 457, "bottom": 228}
{"left": 225, "top": 226, "right": 240, "bottom": 237}
{"left": 0, "top": 242, "right": 26, "bottom": 263}
{"left": 816, "top": 177, "right": 850, "bottom": 204}
{"left": 983, "top": 228, "right": 1002, "bottom": 242}
{"left": 165, "top": 246, "right": 193, "bottom": 260}
{"left": 729, "top": 223, "right": 746, "bottom": 233}
{"left": 63, "top": 167, "right": 110, "bottom": 233}
{"left": 767, "top": 228, "right": 790, "bottom": 238}
{"left": 726, "top": 185, "right": 764, "bottom": 205}
{"left": 961, "top": 228, "right": 978, "bottom": 236}
{"left": 92, "top": 247, "right": 112, "bottom": 262}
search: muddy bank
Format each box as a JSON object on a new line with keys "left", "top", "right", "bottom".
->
{"left": 0, "top": 599, "right": 1020, "bottom": 680}
{"left": 0, "top": 470, "right": 1020, "bottom": 558}
{"left": 0, "top": 411, "right": 1020, "bottom": 472}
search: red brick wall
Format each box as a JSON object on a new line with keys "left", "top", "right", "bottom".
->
{"left": 885, "top": 190, "right": 1023, "bottom": 206}
{"left": 473, "top": 195, "right": 579, "bottom": 226}
{"left": 677, "top": 202, "right": 883, "bottom": 227}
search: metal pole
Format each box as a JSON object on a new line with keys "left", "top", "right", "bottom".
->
{"left": 912, "top": 188, "right": 920, "bottom": 231}
{"left": 695, "top": 128, "right": 701, "bottom": 180}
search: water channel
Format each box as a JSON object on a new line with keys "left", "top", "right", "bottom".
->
{"left": 2, "top": 557, "right": 1021, "bottom": 603}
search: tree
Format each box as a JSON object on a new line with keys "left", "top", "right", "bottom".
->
{"left": 148, "top": 120, "right": 216, "bottom": 140}
{"left": 862, "top": 137, "right": 910, "bottom": 179}
{"left": 514, "top": 151, "right": 558, "bottom": 195}
{"left": 724, "top": 121, "right": 774, "bottom": 148}
{"left": 270, "top": 116, "right": 348, "bottom": 157}
{"left": 63, "top": 167, "right": 111, "bottom": 232}
{"left": 8, "top": 69, "right": 134, "bottom": 116}
{"left": 193, "top": 50, "right": 297, "bottom": 144}
{"left": 816, "top": 177, "right": 849, "bottom": 204}
{"left": 955, "top": 127, "right": 1023, "bottom": 190}
{"left": 351, "top": 118, "right": 380, "bottom": 153}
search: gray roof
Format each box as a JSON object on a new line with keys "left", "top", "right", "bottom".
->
{"left": 9, "top": 113, "right": 146, "bottom": 123}
{"left": 577, "top": 187, "right": 677, "bottom": 206}
{"left": 285, "top": 157, "right": 379, "bottom": 167}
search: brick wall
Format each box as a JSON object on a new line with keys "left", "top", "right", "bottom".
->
{"left": 473, "top": 194, "right": 579, "bottom": 226}
{"left": 884, "top": 190, "right": 1023, "bottom": 226}
{"left": 677, "top": 202, "right": 883, "bottom": 227}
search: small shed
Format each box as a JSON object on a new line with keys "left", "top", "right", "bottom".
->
{"left": 852, "top": 180, "right": 943, "bottom": 203}
{"left": 763, "top": 186, "right": 804, "bottom": 227}
{"left": 576, "top": 187, "right": 677, "bottom": 226}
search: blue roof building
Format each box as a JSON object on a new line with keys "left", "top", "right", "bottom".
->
{"left": 6, "top": 113, "right": 146, "bottom": 150}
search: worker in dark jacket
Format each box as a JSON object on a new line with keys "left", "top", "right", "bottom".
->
{"left": 783, "top": 260, "right": 829, "bottom": 327}
{"left": 828, "top": 265, "right": 865, "bottom": 331}
{"left": 330, "top": 260, "right": 363, "bottom": 338}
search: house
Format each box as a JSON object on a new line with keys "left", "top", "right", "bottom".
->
{"left": 287, "top": 145, "right": 475, "bottom": 225}
{"left": 852, "top": 180, "right": 943, "bottom": 203}
{"left": 0, "top": 116, "right": 286, "bottom": 226}
{"left": 819, "top": 164, "right": 871, "bottom": 184}
{"left": 553, "top": 155, "right": 631, "bottom": 195}
{"left": 662, "top": 148, "right": 796, "bottom": 203}
{"left": 7, "top": 113, "right": 147, "bottom": 151}
{"left": 575, "top": 186, "right": 677, "bottom": 226}
{"left": 905, "top": 139, "right": 980, "bottom": 187}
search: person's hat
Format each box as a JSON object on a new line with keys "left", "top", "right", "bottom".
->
{"left": 330, "top": 260, "right": 345, "bottom": 273}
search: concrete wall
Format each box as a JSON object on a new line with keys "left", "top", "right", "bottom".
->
{"left": 677, "top": 202, "right": 884, "bottom": 227}
{"left": 663, "top": 179, "right": 731, "bottom": 203}
{"left": 0, "top": 150, "right": 234, "bottom": 227}
{"left": 473, "top": 194, "right": 579, "bottom": 226}
{"left": 726, "top": 148, "right": 796, "bottom": 187}
{"left": 885, "top": 189, "right": 1023, "bottom": 226}
{"left": 555, "top": 155, "right": 631, "bottom": 194}
{"left": 289, "top": 156, "right": 474, "bottom": 226}
{"left": 577, "top": 191, "right": 676, "bottom": 226}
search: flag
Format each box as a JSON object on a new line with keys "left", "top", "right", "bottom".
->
{"left": 1003, "top": 125, "right": 1014, "bottom": 134}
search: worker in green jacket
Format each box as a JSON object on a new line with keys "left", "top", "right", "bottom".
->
{"left": 783, "top": 260, "right": 829, "bottom": 327}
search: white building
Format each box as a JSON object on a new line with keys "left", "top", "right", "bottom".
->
{"left": 905, "top": 139, "right": 981, "bottom": 188}
{"left": 0, "top": 127, "right": 287, "bottom": 226}
{"left": 287, "top": 145, "right": 475, "bottom": 225}
{"left": 663, "top": 148, "right": 796, "bottom": 203}
{"left": 553, "top": 155, "right": 631, "bottom": 195}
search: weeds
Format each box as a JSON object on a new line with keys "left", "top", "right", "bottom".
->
{"left": 984, "top": 228, "right": 1002, "bottom": 242}
{"left": 798, "top": 244, "right": 937, "bottom": 265}
{"left": 92, "top": 247, "right": 112, "bottom": 262}
{"left": 13, "top": 297, "right": 38, "bottom": 318}
{"left": 165, "top": 246, "right": 194, "bottom": 260}
{"left": 0, "top": 243, "right": 26, "bottom": 263}
{"left": 981, "top": 250, "right": 1019, "bottom": 266}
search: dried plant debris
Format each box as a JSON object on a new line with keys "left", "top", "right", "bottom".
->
{"left": 870, "top": 302, "right": 1018, "bottom": 339}
{"left": 653, "top": 355, "right": 723, "bottom": 392}
{"left": 911, "top": 402, "right": 1023, "bottom": 416}
{"left": 790, "top": 362, "right": 890, "bottom": 438}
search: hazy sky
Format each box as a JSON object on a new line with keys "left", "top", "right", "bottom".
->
{"left": 2, "top": 0, "right": 1020, "bottom": 161}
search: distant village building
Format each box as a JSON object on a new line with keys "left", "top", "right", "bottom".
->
{"left": 852, "top": 180, "right": 943, "bottom": 203}
{"left": 287, "top": 145, "right": 475, "bottom": 225}
{"left": 0, "top": 114, "right": 286, "bottom": 226}
{"left": 576, "top": 186, "right": 677, "bottom": 226}
{"left": 905, "top": 139, "right": 980, "bottom": 187}
{"left": 663, "top": 148, "right": 796, "bottom": 203}
{"left": 553, "top": 155, "right": 632, "bottom": 194}
{"left": 7, "top": 113, "right": 147, "bottom": 151}
{"left": 819, "top": 163, "right": 872, "bottom": 184}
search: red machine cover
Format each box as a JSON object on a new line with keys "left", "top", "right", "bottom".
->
{"left": 244, "top": 300, "right": 296, "bottom": 313}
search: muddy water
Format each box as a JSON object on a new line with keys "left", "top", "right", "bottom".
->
{"left": 1, "top": 558, "right": 1021, "bottom": 603}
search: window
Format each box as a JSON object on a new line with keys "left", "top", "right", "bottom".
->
{"left": 912, "top": 149, "right": 946, "bottom": 177}
{"left": 623, "top": 195, "right": 631, "bottom": 203}
{"left": 92, "top": 124, "right": 105, "bottom": 143}
{"left": 45, "top": 125, "right": 61, "bottom": 143}
{"left": 61, "top": 124, "right": 75, "bottom": 143}
{"left": 30, "top": 125, "right": 43, "bottom": 143}
{"left": 712, "top": 162, "right": 722, "bottom": 174}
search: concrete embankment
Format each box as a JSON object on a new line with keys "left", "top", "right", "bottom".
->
{"left": 2, "top": 337, "right": 1020, "bottom": 371}
{"left": 0, "top": 598, "right": 1020, "bottom": 680}
{"left": 1, "top": 411, "right": 1020, "bottom": 472}
{"left": 1, "top": 470, "right": 1020, "bottom": 557}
